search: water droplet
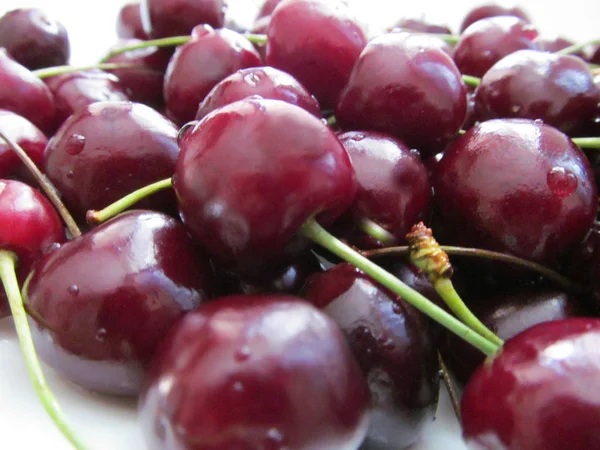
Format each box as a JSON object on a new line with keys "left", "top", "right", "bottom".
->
{"left": 95, "top": 328, "right": 107, "bottom": 342}
{"left": 534, "top": 118, "right": 544, "bottom": 125}
{"left": 392, "top": 303, "right": 403, "bottom": 314}
{"left": 350, "top": 133, "right": 365, "bottom": 142}
{"left": 593, "top": 117, "right": 600, "bottom": 124}
{"left": 510, "top": 105, "right": 522, "bottom": 114}
{"left": 66, "top": 169, "right": 74, "bottom": 179}
{"left": 265, "top": 428, "right": 284, "bottom": 447}
{"left": 410, "top": 148, "right": 421, "bottom": 157}
{"left": 547, "top": 167, "right": 578, "bottom": 198}
{"left": 67, "top": 285, "right": 79, "bottom": 296}
{"left": 243, "top": 72, "right": 261, "bottom": 87}
{"left": 381, "top": 338, "right": 395, "bottom": 350}
{"left": 235, "top": 346, "right": 252, "bottom": 361}
{"left": 232, "top": 381, "right": 244, "bottom": 392}
{"left": 65, "top": 134, "right": 85, "bottom": 155}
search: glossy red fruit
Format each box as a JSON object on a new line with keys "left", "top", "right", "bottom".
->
{"left": 461, "top": 318, "right": 600, "bottom": 449}
{"left": 336, "top": 32, "right": 467, "bottom": 157}
{"left": 266, "top": 0, "right": 367, "bottom": 109}
{"left": 43, "top": 101, "right": 179, "bottom": 222}
{"left": 164, "top": 25, "right": 262, "bottom": 125}
{"left": 0, "top": 49, "right": 56, "bottom": 135}
{"left": 0, "top": 8, "right": 70, "bottom": 70}
{"left": 24, "top": 210, "right": 215, "bottom": 396}
{"left": 433, "top": 119, "right": 597, "bottom": 263}
{"left": 459, "top": 3, "right": 530, "bottom": 33}
{"left": 390, "top": 17, "right": 452, "bottom": 35}
{"left": 117, "top": 2, "right": 148, "bottom": 40}
{"left": 139, "top": 295, "right": 369, "bottom": 450}
{"left": 454, "top": 17, "right": 539, "bottom": 77}
{"left": 140, "top": 0, "right": 226, "bottom": 39}
{"left": 174, "top": 97, "right": 357, "bottom": 274}
{"left": 196, "top": 66, "right": 321, "bottom": 120}
{"left": 475, "top": 50, "right": 600, "bottom": 134}
{"left": 305, "top": 263, "right": 439, "bottom": 449}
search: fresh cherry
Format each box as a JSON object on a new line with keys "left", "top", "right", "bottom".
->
{"left": 459, "top": 3, "right": 531, "bottom": 33}
{"left": 117, "top": 2, "right": 148, "bottom": 40}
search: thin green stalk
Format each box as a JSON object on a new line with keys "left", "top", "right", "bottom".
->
{"left": 462, "top": 74, "right": 481, "bottom": 88}
{"left": 99, "top": 36, "right": 191, "bottom": 63}
{"left": 33, "top": 63, "right": 138, "bottom": 79}
{"left": 245, "top": 33, "right": 268, "bottom": 46}
{"left": 573, "top": 137, "right": 600, "bottom": 149}
{"left": 556, "top": 39, "right": 600, "bottom": 56}
{"left": 357, "top": 218, "right": 396, "bottom": 246}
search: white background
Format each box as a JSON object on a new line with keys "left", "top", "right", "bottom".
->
{"left": 0, "top": 0, "right": 597, "bottom": 449}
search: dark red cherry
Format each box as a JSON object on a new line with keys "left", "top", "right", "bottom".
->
{"left": 334, "top": 131, "right": 431, "bottom": 248}
{"left": 44, "top": 69, "right": 129, "bottom": 128}
{"left": 164, "top": 25, "right": 262, "bottom": 125}
{"left": 140, "top": 0, "right": 226, "bottom": 39}
{"left": 24, "top": 210, "right": 215, "bottom": 396}
{"left": 433, "top": 119, "right": 597, "bottom": 263}
{"left": 266, "top": 0, "right": 367, "bottom": 109}
{"left": 0, "top": 49, "right": 56, "bottom": 135}
{"left": 589, "top": 46, "right": 600, "bottom": 65}
{"left": 196, "top": 66, "right": 321, "bottom": 120}
{"left": 304, "top": 263, "right": 439, "bottom": 449}
{"left": 459, "top": 3, "right": 531, "bottom": 33}
{"left": 336, "top": 32, "right": 467, "bottom": 157}
{"left": 0, "top": 8, "right": 70, "bottom": 70}
{"left": 390, "top": 18, "right": 452, "bottom": 35}
{"left": 117, "top": 2, "right": 148, "bottom": 40}
{"left": 534, "top": 35, "right": 583, "bottom": 57}
{"left": 454, "top": 17, "right": 539, "bottom": 77}
{"left": 257, "top": 0, "right": 284, "bottom": 19}
{"left": 43, "top": 101, "right": 179, "bottom": 223}
{"left": 174, "top": 97, "right": 357, "bottom": 274}
{"left": 461, "top": 318, "right": 600, "bottom": 449}
{"left": 139, "top": 295, "right": 369, "bottom": 450}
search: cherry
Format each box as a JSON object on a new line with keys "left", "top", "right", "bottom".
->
{"left": 390, "top": 18, "right": 452, "bottom": 35}
{"left": 139, "top": 294, "right": 369, "bottom": 449}
{"left": 0, "top": 8, "right": 70, "bottom": 70}
{"left": 117, "top": 2, "right": 148, "bottom": 40}
{"left": 433, "top": 119, "right": 597, "bottom": 263}
{"left": 475, "top": 50, "right": 600, "bottom": 134}
{"left": 266, "top": 0, "right": 368, "bottom": 109}
{"left": 24, "top": 210, "right": 215, "bottom": 396}
{"left": 164, "top": 25, "right": 262, "bottom": 125}
{"left": 459, "top": 3, "right": 531, "bottom": 33}
{"left": 43, "top": 101, "right": 179, "bottom": 223}
{"left": 335, "top": 32, "right": 467, "bottom": 157}
{"left": 534, "top": 35, "right": 584, "bottom": 57}
{"left": 140, "top": 0, "right": 226, "bottom": 39}
{"left": 461, "top": 318, "right": 600, "bottom": 449}
{"left": 304, "top": 263, "right": 439, "bottom": 449}
{"left": 0, "top": 49, "right": 56, "bottom": 135}
{"left": 195, "top": 66, "right": 321, "bottom": 120}
{"left": 453, "top": 16, "right": 539, "bottom": 77}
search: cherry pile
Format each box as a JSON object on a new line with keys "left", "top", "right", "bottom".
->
{"left": 0, "top": 1, "right": 599, "bottom": 449}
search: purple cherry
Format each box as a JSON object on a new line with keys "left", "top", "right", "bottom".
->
{"left": 459, "top": 3, "right": 531, "bottom": 33}
{"left": 117, "top": 2, "right": 148, "bottom": 40}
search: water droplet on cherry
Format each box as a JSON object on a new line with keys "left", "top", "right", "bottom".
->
{"left": 265, "top": 428, "right": 285, "bottom": 447}
{"left": 243, "top": 72, "right": 261, "bottom": 87}
{"left": 66, "top": 169, "right": 74, "bottom": 179}
{"left": 547, "top": 166, "right": 578, "bottom": 197}
{"left": 67, "top": 284, "right": 79, "bottom": 296}
{"left": 65, "top": 134, "right": 85, "bottom": 155}
{"left": 95, "top": 328, "right": 107, "bottom": 342}
{"left": 232, "top": 381, "right": 244, "bottom": 392}
{"left": 534, "top": 118, "right": 544, "bottom": 125}
{"left": 235, "top": 346, "right": 252, "bottom": 361}
{"left": 350, "top": 133, "right": 365, "bottom": 142}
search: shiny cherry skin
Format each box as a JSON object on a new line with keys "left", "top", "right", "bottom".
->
{"left": 433, "top": 119, "right": 597, "bottom": 263}
{"left": 174, "top": 97, "right": 357, "bottom": 275}
{"left": 334, "top": 131, "right": 431, "bottom": 248}
{"left": 390, "top": 18, "right": 452, "bottom": 35}
{"left": 44, "top": 69, "right": 130, "bottom": 128}
{"left": 139, "top": 295, "right": 369, "bottom": 450}
{"left": 164, "top": 25, "right": 262, "bottom": 125}
{"left": 461, "top": 318, "right": 600, "bottom": 449}
{"left": 196, "top": 66, "right": 321, "bottom": 120}
{"left": 459, "top": 3, "right": 530, "bottom": 33}
{"left": 475, "top": 50, "right": 600, "bottom": 134}
{"left": 336, "top": 32, "right": 467, "bottom": 157}
{"left": 0, "top": 8, "right": 70, "bottom": 70}
{"left": 0, "top": 179, "right": 65, "bottom": 317}
{"left": 24, "top": 210, "right": 215, "bottom": 396}
{"left": 266, "top": 0, "right": 367, "bottom": 109}
{"left": 454, "top": 17, "right": 539, "bottom": 77}
{"left": 140, "top": 0, "right": 225, "bottom": 39}
{"left": 117, "top": 2, "right": 148, "bottom": 40}
{"left": 43, "top": 101, "right": 179, "bottom": 223}
{"left": 0, "top": 49, "right": 56, "bottom": 135}
{"left": 305, "top": 263, "right": 439, "bottom": 449}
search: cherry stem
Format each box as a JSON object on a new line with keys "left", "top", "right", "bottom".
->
{"left": 0, "top": 131, "right": 81, "bottom": 238}
{"left": 438, "top": 352, "right": 461, "bottom": 421}
{"left": 326, "top": 115, "right": 337, "bottom": 127}
{"left": 300, "top": 218, "right": 500, "bottom": 355}
{"left": 357, "top": 218, "right": 396, "bottom": 246}
{"left": 99, "top": 35, "right": 191, "bottom": 63}
{"left": 556, "top": 38, "right": 600, "bottom": 56}
{"left": 0, "top": 251, "right": 87, "bottom": 450}
{"left": 245, "top": 33, "right": 268, "bottom": 46}
{"left": 462, "top": 74, "right": 481, "bottom": 87}
{"left": 572, "top": 137, "right": 600, "bottom": 149}
{"left": 86, "top": 177, "right": 173, "bottom": 224}
{"left": 33, "top": 63, "right": 140, "bottom": 79}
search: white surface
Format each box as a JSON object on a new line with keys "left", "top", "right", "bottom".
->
{"left": 0, "top": 0, "right": 597, "bottom": 449}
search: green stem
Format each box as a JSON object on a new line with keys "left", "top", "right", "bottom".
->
{"left": 33, "top": 63, "right": 139, "bottom": 79}
{"left": 300, "top": 219, "right": 499, "bottom": 356}
{"left": 433, "top": 33, "right": 459, "bottom": 45}
{"left": 86, "top": 177, "right": 173, "bottom": 224}
{"left": 556, "top": 39, "right": 600, "bottom": 56}
{"left": 572, "top": 137, "right": 600, "bottom": 149}
{"left": 244, "top": 33, "right": 268, "bottom": 46}
{"left": 357, "top": 218, "right": 396, "bottom": 246}
{"left": 462, "top": 74, "right": 481, "bottom": 88}
{"left": 99, "top": 36, "right": 191, "bottom": 63}
{"left": 0, "top": 251, "right": 86, "bottom": 450}
{"left": 326, "top": 115, "right": 337, "bottom": 127}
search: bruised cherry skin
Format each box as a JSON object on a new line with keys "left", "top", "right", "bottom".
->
{"left": 174, "top": 97, "right": 357, "bottom": 275}
{"left": 453, "top": 17, "right": 539, "bottom": 78}
{"left": 24, "top": 210, "right": 215, "bottom": 396}
{"left": 266, "top": 0, "right": 367, "bottom": 109}
{"left": 336, "top": 32, "right": 467, "bottom": 157}
{"left": 117, "top": 2, "right": 148, "bottom": 40}
{"left": 459, "top": 3, "right": 531, "bottom": 33}
{"left": 461, "top": 318, "right": 600, "bottom": 450}
{"left": 0, "top": 179, "right": 65, "bottom": 317}
{"left": 140, "top": 295, "right": 369, "bottom": 450}
{"left": 140, "top": 0, "right": 225, "bottom": 39}
{"left": 304, "top": 264, "right": 439, "bottom": 450}
{"left": 43, "top": 101, "right": 179, "bottom": 223}
{"left": 475, "top": 50, "right": 600, "bottom": 134}
{"left": 196, "top": 66, "right": 321, "bottom": 120}
{"left": 433, "top": 119, "right": 597, "bottom": 263}
{"left": 163, "top": 25, "right": 262, "bottom": 125}
{"left": 0, "top": 8, "right": 70, "bottom": 70}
